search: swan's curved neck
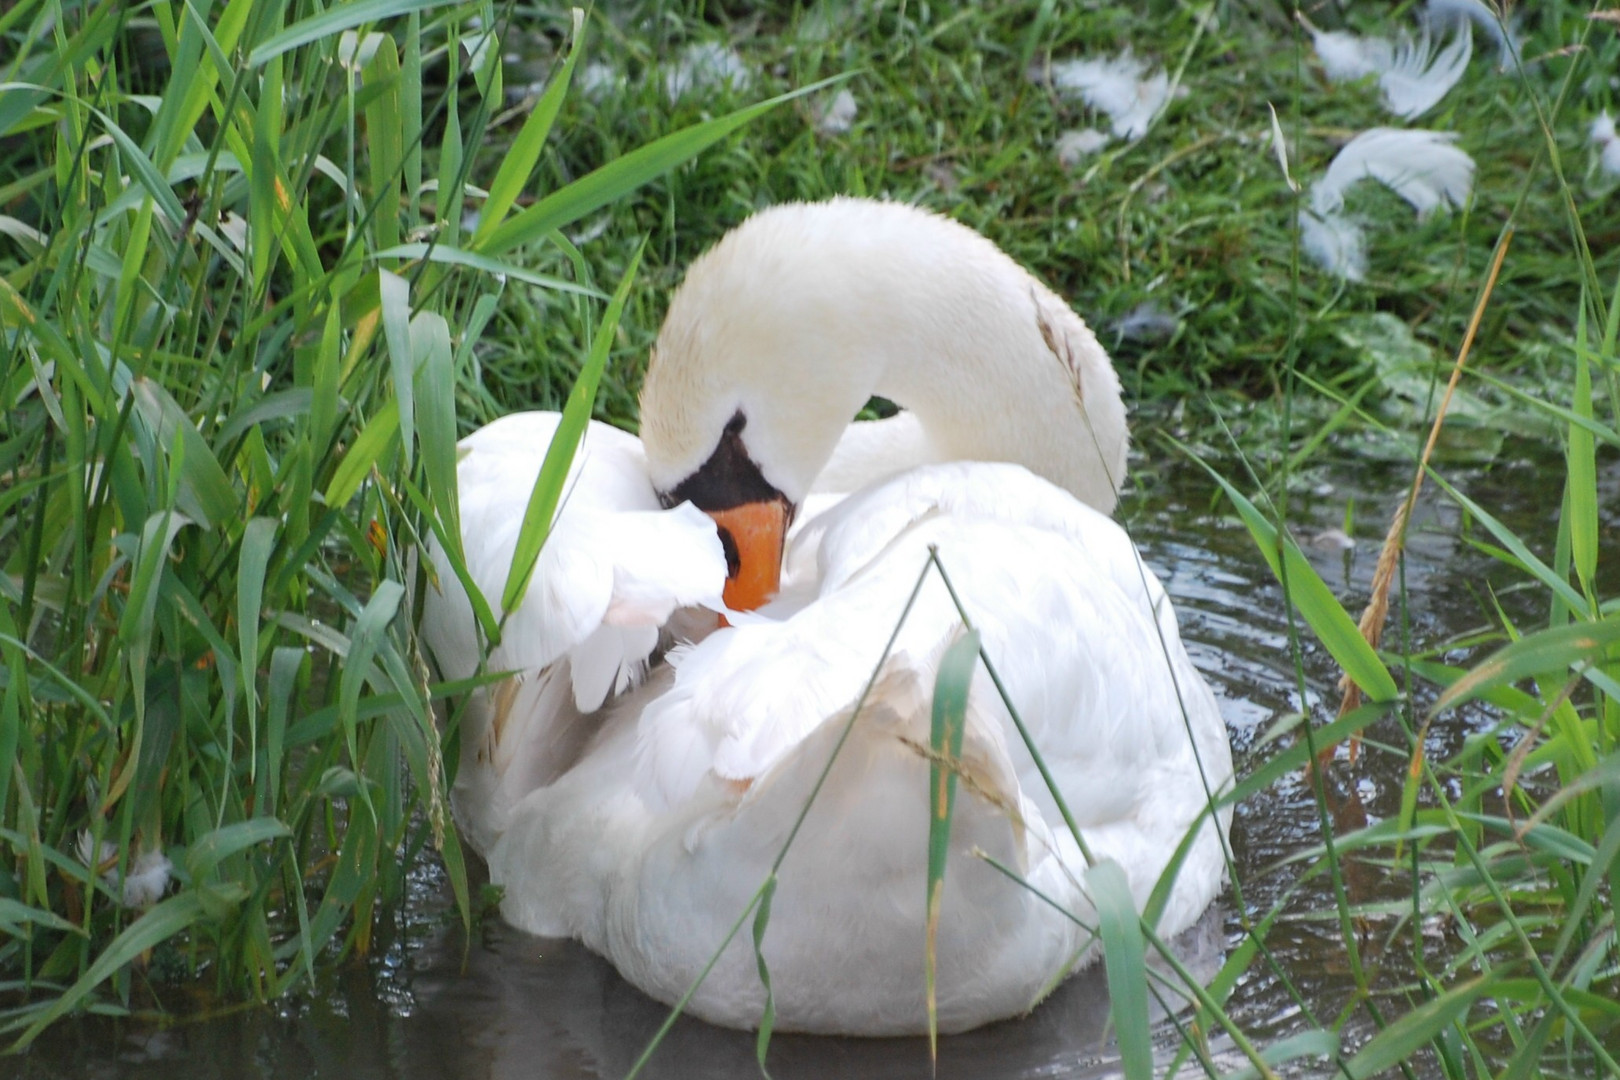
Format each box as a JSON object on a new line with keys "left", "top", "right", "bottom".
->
{"left": 641, "top": 200, "right": 1128, "bottom": 514}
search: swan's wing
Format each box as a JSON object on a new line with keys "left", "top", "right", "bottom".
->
{"left": 420, "top": 412, "right": 727, "bottom": 854}
{"left": 793, "top": 462, "right": 1169, "bottom": 626}
{"left": 639, "top": 464, "right": 1229, "bottom": 869}
{"left": 424, "top": 412, "right": 726, "bottom": 707}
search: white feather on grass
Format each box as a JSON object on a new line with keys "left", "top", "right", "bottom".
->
{"left": 1380, "top": 26, "right": 1472, "bottom": 119}
{"left": 1593, "top": 113, "right": 1620, "bottom": 179}
{"left": 1046, "top": 53, "right": 1169, "bottom": 140}
{"left": 1055, "top": 128, "right": 1111, "bottom": 167}
{"left": 814, "top": 89, "right": 858, "bottom": 137}
{"left": 1425, "top": 0, "right": 1522, "bottom": 69}
{"left": 1311, "top": 128, "right": 1475, "bottom": 219}
{"left": 1300, "top": 209, "right": 1369, "bottom": 282}
{"left": 1301, "top": 129, "right": 1474, "bottom": 280}
{"left": 1308, "top": 26, "right": 1392, "bottom": 81}
{"left": 1307, "top": 19, "right": 1471, "bottom": 119}
{"left": 664, "top": 42, "right": 751, "bottom": 102}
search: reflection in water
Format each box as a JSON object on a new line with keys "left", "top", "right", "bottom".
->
{"left": 16, "top": 435, "right": 1589, "bottom": 1080}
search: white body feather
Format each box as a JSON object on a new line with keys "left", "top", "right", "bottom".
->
{"left": 491, "top": 464, "right": 1233, "bottom": 1034}
{"left": 1312, "top": 128, "right": 1474, "bottom": 218}
{"left": 1594, "top": 113, "right": 1620, "bottom": 179}
{"left": 1424, "top": 0, "right": 1521, "bottom": 69}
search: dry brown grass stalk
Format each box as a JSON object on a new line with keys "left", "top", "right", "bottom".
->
{"left": 1333, "top": 229, "right": 1515, "bottom": 744}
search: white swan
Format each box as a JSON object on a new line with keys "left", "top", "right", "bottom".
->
{"left": 421, "top": 198, "right": 1233, "bottom": 1036}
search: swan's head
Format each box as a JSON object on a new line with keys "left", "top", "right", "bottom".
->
{"left": 639, "top": 197, "right": 1130, "bottom": 612}
{"left": 640, "top": 203, "right": 887, "bottom": 611}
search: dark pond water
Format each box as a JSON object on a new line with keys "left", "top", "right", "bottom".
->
{"left": 14, "top": 422, "right": 1598, "bottom": 1080}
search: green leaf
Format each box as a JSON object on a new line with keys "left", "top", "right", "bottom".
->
{"left": 479, "top": 78, "right": 843, "bottom": 256}
{"left": 924, "top": 627, "right": 979, "bottom": 1060}
{"left": 1432, "top": 617, "right": 1620, "bottom": 716}
{"left": 0, "top": 898, "right": 84, "bottom": 938}
{"left": 1217, "top": 1029, "right": 1338, "bottom": 1080}
{"left": 474, "top": 8, "right": 585, "bottom": 246}
{"left": 1343, "top": 976, "right": 1491, "bottom": 1079}
{"left": 362, "top": 35, "right": 403, "bottom": 254}
{"left": 1428, "top": 468, "right": 1588, "bottom": 615}
{"left": 1091, "top": 860, "right": 1152, "bottom": 1080}
{"left": 237, "top": 516, "right": 277, "bottom": 768}
{"left": 325, "top": 398, "right": 400, "bottom": 508}
{"left": 501, "top": 243, "right": 643, "bottom": 615}
{"left": 1195, "top": 459, "right": 1398, "bottom": 703}
{"left": 379, "top": 269, "right": 414, "bottom": 468}
{"left": 371, "top": 243, "right": 606, "bottom": 297}
{"left": 249, "top": 0, "right": 452, "bottom": 67}
{"left": 184, "top": 818, "right": 291, "bottom": 882}
{"left": 1567, "top": 302, "right": 1598, "bottom": 597}
{"left": 10, "top": 892, "right": 208, "bottom": 1050}
{"left": 130, "top": 377, "right": 237, "bottom": 529}
{"left": 413, "top": 311, "right": 458, "bottom": 541}
{"left": 751, "top": 873, "right": 778, "bottom": 1074}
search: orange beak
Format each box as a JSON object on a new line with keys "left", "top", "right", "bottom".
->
{"left": 707, "top": 499, "right": 789, "bottom": 612}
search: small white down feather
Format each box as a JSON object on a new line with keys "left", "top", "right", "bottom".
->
{"left": 1302, "top": 129, "right": 1476, "bottom": 281}
{"left": 1593, "top": 113, "right": 1620, "bottom": 179}
{"left": 1045, "top": 52, "right": 1170, "bottom": 141}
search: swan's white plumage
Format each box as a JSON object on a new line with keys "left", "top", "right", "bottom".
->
{"left": 424, "top": 199, "right": 1233, "bottom": 1035}
{"left": 492, "top": 464, "right": 1231, "bottom": 1034}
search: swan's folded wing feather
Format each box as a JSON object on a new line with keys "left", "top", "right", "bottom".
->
{"left": 426, "top": 416, "right": 726, "bottom": 713}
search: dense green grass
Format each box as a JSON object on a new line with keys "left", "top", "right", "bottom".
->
{"left": 2, "top": 0, "right": 1618, "bottom": 1075}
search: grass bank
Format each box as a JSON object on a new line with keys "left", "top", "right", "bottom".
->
{"left": 2, "top": 0, "right": 1618, "bottom": 1076}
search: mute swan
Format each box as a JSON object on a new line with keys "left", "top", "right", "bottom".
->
{"left": 421, "top": 198, "right": 1233, "bottom": 1036}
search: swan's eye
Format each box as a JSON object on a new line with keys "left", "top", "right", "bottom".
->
{"left": 715, "top": 526, "right": 741, "bottom": 578}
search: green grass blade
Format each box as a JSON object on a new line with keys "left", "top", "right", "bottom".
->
{"left": 183, "top": 818, "right": 292, "bottom": 882}
{"left": 751, "top": 873, "right": 778, "bottom": 1076}
{"left": 1218, "top": 1030, "right": 1339, "bottom": 1080}
{"left": 1091, "top": 860, "right": 1152, "bottom": 1080}
{"left": 371, "top": 243, "right": 605, "bottom": 296}
{"left": 379, "top": 268, "right": 414, "bottom": 468}
{"left": 362, "top": 34, "right": 403, "bottom": 255}
{"left": 478, "top": 79, "right": 843, "bottom": 256}
{"left": 1567, "top": 302, "right": 1597, "bottom": 598}
{"left": 473, "top": 8, "right": 584, "bottom": 246}
{"left": 237, "top": 516, "right": 278, "bottom": 775}
{"left": 325, "top": 398, "right": 399, "bottom": 508}
{"left": 1342, "top": 976, "right": 1492, "bottom": 1080}
{"left": 248, "top": 0, "right": 450, "bottom": 67}
{"left": 9, "top": 892, "right": 208, "bottom": 1050}
{"left": 412, "top": 310, "right": 457, "bottom": 537}
{"left": 924, "top": 627, "right": 979, "bottom": 1061}
{"left": 500, "top": 241, "right": 643, "bottom": 615}
{"left": 1194, "top": 457, "right": 1398, "bottom": 703}
{"left": 1427, "top": 468, "right": 1588, "bottom": 615}
{"left": 1432, "top": 617, "right": 1620, "bottom": 716}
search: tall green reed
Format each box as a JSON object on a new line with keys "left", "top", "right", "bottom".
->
{"left": 0, "top": 0, "right": 813, "bottom": 1047}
